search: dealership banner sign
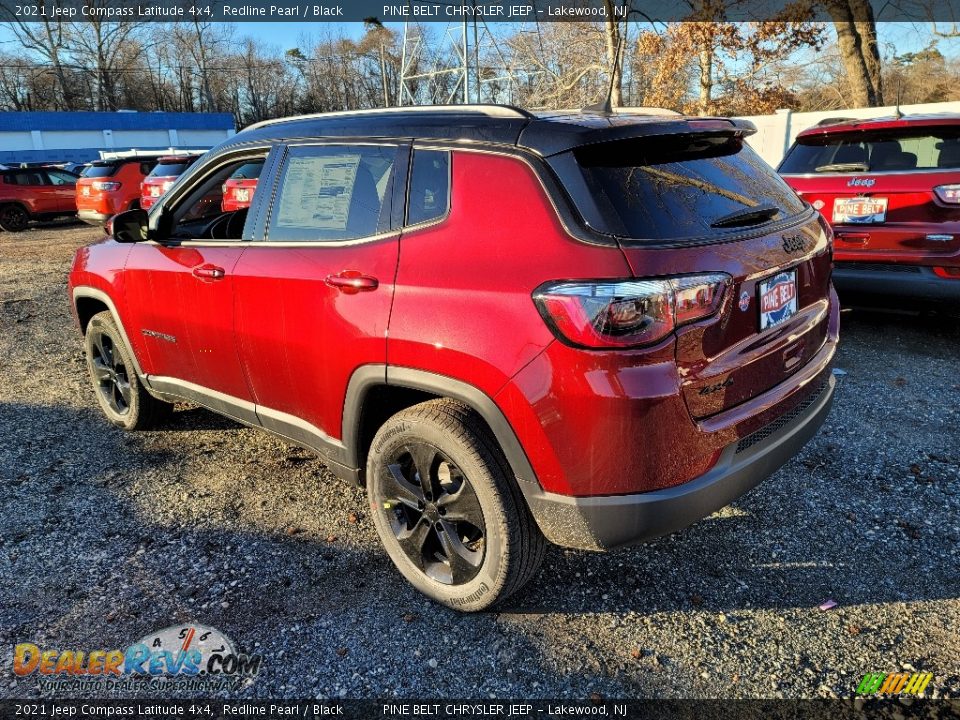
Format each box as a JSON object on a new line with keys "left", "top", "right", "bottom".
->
{"left": 3, "top": 0, "right": 960, "bottom": 23}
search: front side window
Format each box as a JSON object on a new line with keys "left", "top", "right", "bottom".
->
{"left": 269, "top": 145, "right": 397, "bottom": 242}
{"left": 163, "top": 153, "right": 269, "bottom": 241}
{"left": 46, "top": 170, "right": 76, "bottom": 186}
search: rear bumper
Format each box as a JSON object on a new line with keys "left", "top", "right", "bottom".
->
{"left": 77, "top": 209, "right": 111, "bottom": 225}
{"left": 834, "top": 262, "right": 960, "bottom": 302}
{"left": 522, "top": 371, "right": 835, "bottom": 551}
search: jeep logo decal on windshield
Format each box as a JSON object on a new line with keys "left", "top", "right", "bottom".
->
{"left": 847, "top": 177, "right": 876, "bottom": 188}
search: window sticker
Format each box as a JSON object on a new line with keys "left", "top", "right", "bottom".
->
{"left": 276, "top": 154, "right": 361, "bottom": 230}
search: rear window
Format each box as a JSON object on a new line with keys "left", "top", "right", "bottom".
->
{"left": 148, "top": 160, "right": 193, "bottom": 178}
{"left": 229, "top": 161, "right": 263, "bottom": 180}
{"left": 570, "top": 135, "right": 805, "bottom": 241}
{"left": 779, "top": 127, "right": 960, "bottom": 174}
{"left": 82, "top": 163, "right": 118, "bottom": 178}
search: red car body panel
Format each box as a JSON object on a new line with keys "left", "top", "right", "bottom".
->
{"left": 122, "top": 244, "right": 251, "bottom": 401}
{"left": 387, "top": 152, "right": 629, "bottom": 405}
{"left": 232, "top": 236, "right": 401, "bottom": 441}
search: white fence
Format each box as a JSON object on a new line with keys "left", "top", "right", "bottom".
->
{"left": 737, "top": 101, "right": 960, "bottom": 168}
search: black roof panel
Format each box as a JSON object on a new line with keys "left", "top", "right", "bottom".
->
{"left": 211, "top": 105, "right": 748, "bottom": 158}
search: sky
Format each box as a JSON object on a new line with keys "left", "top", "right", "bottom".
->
{"left": 1, "top": 20, "right": 957, "bottom": 74}
{"left": 233, "top": 20, "right": 955, "bottom": 58}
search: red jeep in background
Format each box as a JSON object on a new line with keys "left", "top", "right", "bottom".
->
{"left": 221, "top": 159, "right": 264, "bottom": 211}
{"left": 68, "top": 106, "right": 838, "bottom": 610}
{"left": 0, "top": 166, "right": 78, "bottom": 231}
{"left": 779, "top": 114, "right": 960, "bottom": 305}
{"left": 140, "top": 154, "right": 203, "bottom": 210}
{"left": 76, "top": 155, "right": 161, "bottom": 225}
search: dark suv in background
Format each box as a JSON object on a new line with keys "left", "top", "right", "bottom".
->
{"left": 779, "top": 114, "right": 960, "bottom": 305}
{"left": 69, "top": 105, "right": 838, "bottom": 610}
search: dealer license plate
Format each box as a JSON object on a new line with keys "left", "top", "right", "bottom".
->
{"left": 832, "top": 197, "right": 887, "bottom": 224}
{"left": 759, "top": 270, "right": 798, "bottom": 331}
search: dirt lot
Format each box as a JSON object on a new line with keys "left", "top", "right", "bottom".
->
{"left": 1, "top": 222, "right": 958, "bottom": 700}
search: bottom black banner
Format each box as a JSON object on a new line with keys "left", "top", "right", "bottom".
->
{"left": 1, "top": 700, "right": 958, "bottom": 720}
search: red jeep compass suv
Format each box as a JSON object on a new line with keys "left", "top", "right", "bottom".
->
{"left": 68, "top": 105, "right": 839, "bottom": 610}
{"left": 779, "top": 114, "right": 960, "bottom": 304}
{"left": 0, "top": 166, "right": 78, "bottom": 231}
{"left": 140, "top": 154, "right": 203, "bottom": 210}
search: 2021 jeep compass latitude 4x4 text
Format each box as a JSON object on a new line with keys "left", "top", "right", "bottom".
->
{"left": 69, "top": 105, "right": 839, "bottom": 611}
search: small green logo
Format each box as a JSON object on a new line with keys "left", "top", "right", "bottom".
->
{"left": 856, "top": 672, "right": 932, "bottom": 696}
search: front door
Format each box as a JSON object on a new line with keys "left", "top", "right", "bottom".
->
{"left": 123, "top": 150, "right": 274, "bottom": 402}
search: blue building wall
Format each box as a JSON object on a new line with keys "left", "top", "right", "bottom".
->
{"left": 0, "top": 111, "right": 235, "bottom": 164}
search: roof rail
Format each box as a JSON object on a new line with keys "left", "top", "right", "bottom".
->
{"left": 542, "top": 106, "right": 683, "bottom": 117}
{"left": 244, "top": 104, "right": 536, "bottom": 133}
{"left": 97, "top": 147, "right": 208, "bottom": 160}
{"left": 814, "top": 117, "right": 858, "bottom": 127}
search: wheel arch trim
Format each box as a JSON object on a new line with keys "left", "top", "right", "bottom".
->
{"left": 71, "top": 286, "right": 144, "bottom": 377}
{"left": 342, "top": 365, "right": 542, "bottom": 495}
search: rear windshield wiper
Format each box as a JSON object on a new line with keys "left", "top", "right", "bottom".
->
{"left": 814, "top": 162, "right": 869, "bottom": 173}
{"left": 710, "top": 203, "right": 780, "bottom": 229}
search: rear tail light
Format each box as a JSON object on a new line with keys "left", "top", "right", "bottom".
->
{"left": 533, "top": 273, "right": 731, "bottom": 349}
{"left": 92, "top": 181, "right": 120, "bottom": 191}
{"left": 161, "top": 180, "right": 175, "bottom": 193}
{"left": 933, "top": 266, "right": 960, "bottom": 279}
{"left": 933, "top": 184, "right": 960, "bottom": 204}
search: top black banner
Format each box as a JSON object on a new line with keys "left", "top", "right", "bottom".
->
{"left": 2, "top": 0, "right": 960, "bottom": 23}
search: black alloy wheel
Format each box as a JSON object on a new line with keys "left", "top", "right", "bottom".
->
{"left": 89, "top": 329, "right": 132, "bottom": 416}
{"left": 0, "top": 205, "right": 29, "bottom": 232}
{"left": 379, "top": 442, "right": 486, "bottom": 585}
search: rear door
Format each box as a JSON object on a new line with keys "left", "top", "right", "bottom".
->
{"left": 232, "top": 142, "right": 404, "bottom": 449}
{"left": 780, "top": 126, "right": 960, "bottom": 260}
{"left": 551, "top": 131, "right": 832, "bottom": 419}
{"left": 43, "top": 169, "right": 77, "bottom": 212}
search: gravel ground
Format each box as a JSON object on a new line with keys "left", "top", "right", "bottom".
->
{"left": 1, "top": 223, "right": 958, "bottom": 701}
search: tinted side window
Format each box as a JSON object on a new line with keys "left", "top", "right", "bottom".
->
{"left": 269, "top": 145, "right": 396, "bottom": 242}
{"left": 46, "top": 170, "right": 77, "bottom": 185}
{"left": 11, "top": 171, "right": 46, "bottom": 186}
{"left": 406, "top": 149, "right": 450, "bottom": 226}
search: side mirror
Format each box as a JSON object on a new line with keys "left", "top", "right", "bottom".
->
{"left": 107, "top": 209, "right": 148, "bottom": 243}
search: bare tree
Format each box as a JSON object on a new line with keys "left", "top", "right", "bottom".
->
{"left": 67, "top": 2, "right": 146, "bottom": 110}
{"left": 4, "top": 1, "right": 76, "bottom": 108}
{"left": 822, "top": 0, "right": 884, "bottom": 106}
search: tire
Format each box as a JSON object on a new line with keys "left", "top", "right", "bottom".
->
{"left": 84, "top": 311, "right": 173, "bottom": 430}
{"left": 0, "top": 204, "right": 29, "bottom": 232}
{"left": 366, "top": 399, "right": 546, "bottom": 611}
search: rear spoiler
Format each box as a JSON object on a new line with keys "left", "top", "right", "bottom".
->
{"left": 518, "top": 116, "right": 756, "bottom": 157}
